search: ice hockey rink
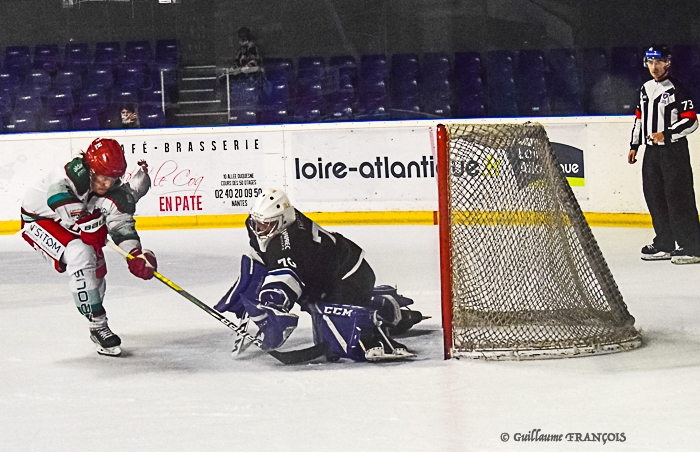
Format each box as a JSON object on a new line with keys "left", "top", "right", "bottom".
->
{"left": 1, "top": 224, "right": 699, "bottom": 452}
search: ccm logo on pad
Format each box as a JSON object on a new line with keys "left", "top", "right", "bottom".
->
{"left": 323, "top": 306, "right": 354, "bottom": 317}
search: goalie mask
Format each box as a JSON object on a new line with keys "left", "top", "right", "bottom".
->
{"left": 250, "top": 189, "right": 296, "bottom": 242}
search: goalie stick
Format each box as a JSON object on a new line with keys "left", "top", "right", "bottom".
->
{"left": 106, "top": 241, "right": 328, "bottom": 365}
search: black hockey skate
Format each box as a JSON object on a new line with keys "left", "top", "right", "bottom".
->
{"left": 89, "top": 325, "right": 122, "bottom": 357}
{"left": 360, "top": 328, "right": 415, "bottom": 362}
{"left": 386, "top": 309, "right": 427, "bottom": 336}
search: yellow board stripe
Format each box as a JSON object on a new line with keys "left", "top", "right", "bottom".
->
{"left": 566, "top": 177, "right": 585, "bottom": 187}
{"left": 0, "top": 211, "right": 659, "bottom": 235}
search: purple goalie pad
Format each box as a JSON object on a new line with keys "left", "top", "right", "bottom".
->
{"left": 214, "top": 255, "right": 268, "bottom": 318}
{"left": 241, "top": 297, "right": 299, "bottom": 350}
{"left": 309, "top": 303, "right": 378, "bottom": 362}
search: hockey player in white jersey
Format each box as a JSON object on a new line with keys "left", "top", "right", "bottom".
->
{"left": 215, "top": 188, "right": 424, "bottom": 362}
{"left": 21, "top": 137, "right": 157, "bottom": 357}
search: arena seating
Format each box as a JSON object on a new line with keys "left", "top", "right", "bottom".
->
{"left": 2, "top": 41, "right": 697, "bottom": 133}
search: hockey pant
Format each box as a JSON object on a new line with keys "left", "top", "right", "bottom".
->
{"left": 22, "top": 219, "right": 107, "bottom": 320}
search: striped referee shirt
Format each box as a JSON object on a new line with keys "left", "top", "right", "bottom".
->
{"left": 630, "top": 76, "right": 698, "bottom": 149}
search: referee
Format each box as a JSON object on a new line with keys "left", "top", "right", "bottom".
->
{"left": 628, "top": 44, "right": 700, "bottom": 264}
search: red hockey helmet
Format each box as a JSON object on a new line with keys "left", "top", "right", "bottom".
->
{"left": 84, "top": 138, "right": 126, "bottom": 178}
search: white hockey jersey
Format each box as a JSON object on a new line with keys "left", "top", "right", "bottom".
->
{"left": 21, "top": 156, "right": 150, "bottom": 252}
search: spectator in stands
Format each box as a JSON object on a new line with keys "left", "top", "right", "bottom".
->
{"left": 119, "top": 102, "right": 140, "bottom": 128}
{"left": 103, "top": 102, "right": 140, "bottom": 129}
{"left": 234, "top": 27, "right": 262, "bottom": 72}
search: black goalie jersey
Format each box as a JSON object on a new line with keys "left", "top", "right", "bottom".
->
{"left": 246, "top": 209, "right": 375, "bottom": 309}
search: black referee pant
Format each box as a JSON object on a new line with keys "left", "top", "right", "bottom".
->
{"left": 642, "top": 138, "right": 700, "bottom": 255}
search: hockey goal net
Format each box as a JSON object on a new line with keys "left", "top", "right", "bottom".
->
{"left": 437, "top": 123, "right": 642, "bottom": 360}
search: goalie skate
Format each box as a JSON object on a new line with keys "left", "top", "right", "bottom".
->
{"left": 89, "top": 326, "right": 122, "bottom": 357}
{"left": 361, "top": 329, "right": 415, "bottom": 362}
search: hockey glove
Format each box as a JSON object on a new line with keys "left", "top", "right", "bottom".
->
{"left": 127, "top": 248, "right": 158, "bottom": 280}
{"left": 241, "top": 296, "right": 298, "bottom": 351}
{"left": 76, "top": 209, "right": 108, "bottom": 251}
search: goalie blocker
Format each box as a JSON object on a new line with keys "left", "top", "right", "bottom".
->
{"left": 215, "top": 255, "right": 423, "bottom": 362}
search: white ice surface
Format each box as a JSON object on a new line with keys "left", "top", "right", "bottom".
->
{"left": 1, "top": 226, "right": 700, "bottom": 452}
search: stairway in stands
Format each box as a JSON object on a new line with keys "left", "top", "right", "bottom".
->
{"left": 173, "top": 65, "right": 228, "bottom": 126}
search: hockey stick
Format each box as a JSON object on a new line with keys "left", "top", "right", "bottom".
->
{"left": 106, "top": 241, "right": 328, "bottom": 365}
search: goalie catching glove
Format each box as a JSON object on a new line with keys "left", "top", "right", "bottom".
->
{"left": 127, "top": 248, "right": 157, "bottom": 280}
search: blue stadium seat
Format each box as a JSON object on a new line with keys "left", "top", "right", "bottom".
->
{"left": 490, "top": 94, "right": 518, "bottom": 117}
{"left": 422, "top": 100, "right": 452, "bottom": 118}
{"left": 259, "top": 107, "right": 289, "bottom": 124}
{"left": 328, "top": 55, "right": 356, "bottom": 83}
{"left": 152, "top": 63, "right": 177, "bottom": 89}
{"left": 392, "top": 77, "right": 419, "bottom": 103}
{"left": 486, "top": 51, "right": 518, "bottom": 116}
{"left": 54, "top": 67, "right": 83, "bottom": 93}
{"left": 142, "top": 86, "right": 169, "bottom": 107}
{"left": 262, "top": 80, "right": 290, "bottom": 106}
{"left": 455, "top": 52, "right": 482, "bottom": 77}
{"left": 265, "top": 58, "right": 294, "bottom": 83}
{"left": 33, "top": 44, "right": 61, "bottom": 74}
{"left": 229, "top": 109, "right": 257, "bottom": 125}
{"left": 548, "top": 48, "right": 583, "bottom": 115}
{"left": 325, "top": 101, "right": 353, "bottom": 121}
{"left": 298, "top": 56, "right": 325, "bottom": 81}
{"left": 296, "top": 80, "right": 323, "bottom": 104}
{"left": 292, "top": 103, "right": 321, "bottom": 123}
{"left": 610, "top": 46, "right": 644, "bottom": 113}
{"left": 671, "top": 44, "right": 700, "bottom": 82}
{"left": 0, "top": 91, "right": 13, "bottom": 118}
{"left": 0, "top": 71, "right": 21, "bottom": 96}
{"left": 391, "top": 94, "right": 420, "bottom": 119}
{"left": 71, "top": 110, "right": 101, "bottom": 130}
{"left": 423, "top": 52, "right": 450, "bottom": 80}
{"left": 230, "top": 79, "right": 261, "bottom": 108}
{"left": 41, "top": 115, "right": 70, "bottom": 132}
{"left": 457, "top": 93, "right": 486, "bottom": 118}
{"left": 138, "top": 106, "right": 166, "bottom": 128}
{"left": 10, "top": 112, "right": 38, "bottom": 133}
{"left": 79, "top": 87, "right": 108, "bottom": 114}
{"left": 95, "top": 42, "right": 121, "bottom": 66}
{"left": 117, "top": 62, "right": 149, "bottom": 90}
{"left": 356, "top": 99, "right": 388, "bottom": 120}
{"left": 155, "top": 39, "right": 179, "bottom": 64}
{"left": 111, "top": 87, "right": 139, "bottom": 108}
{"left": 46, "top": 87, "right": 75, "bottom": 117}
{"left": 65, "top": 43, "right": 90, "bottom": 66}
{"left": 14, "top": 89, "right": 43, "bottom": 115}
{"left": 514, "top": 51, "right": 550, "bottom": 117}
{"left": 391, "top": 53, "right": 420, "bottom": 81}
{"left": 486, "top": 50, "right": 516, "bottom": 88}
{"left": 87, "top": 64, "right": 114, "bottom": 91}
{"left": 125, "top": 41, "right": 153, "bottom": 64}
{"left": 4, "top": 46, "right": 31, "bottom": 78}
{"left": 360, "top": 54, "right": 388, "bottom": 81}
{"left": 582, "top": 48, "right": 613, "bottom": 114}
{"left": 25, "top": 69, "right": 52, "bottom": 97}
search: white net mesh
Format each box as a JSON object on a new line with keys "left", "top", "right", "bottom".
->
{"left": 444, "top": 123, "right": 641, "bottom": 359}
